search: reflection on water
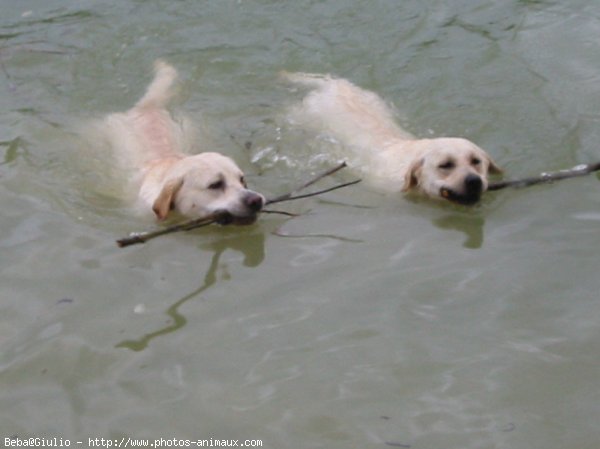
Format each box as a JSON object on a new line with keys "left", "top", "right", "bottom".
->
{"left": 433, "top": 214, "right": 486, "bottom": 249}
{"left": 0, "top": 137, "right": 23, "bottom": 166}
{"left": 116, "top": 232, "right": 266, "bottom": 351}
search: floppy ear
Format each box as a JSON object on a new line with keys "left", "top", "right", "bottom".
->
{"left": 487, "top": 156, "right": 503, "bottom": 175}
{"left": 402, "top": 158, "right": 424, "bottom": 192}
{"left": 152, "top": 177, "right": 184, "bottom": 220}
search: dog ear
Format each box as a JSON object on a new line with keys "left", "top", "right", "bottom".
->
{"left": 402, "top": 158, "right": 424, "bottom": 192}
{"left": 487, "top": 156, "right": 503, "bottom": 175}
{"left": 152, "top": 177, "right": 184, "bottom": 220}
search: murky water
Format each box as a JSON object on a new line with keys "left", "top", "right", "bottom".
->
{"left": 2, "top": 1, "right": 600, "bottom": 448}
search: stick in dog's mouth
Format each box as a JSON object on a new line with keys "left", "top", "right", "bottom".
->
{"left": 440, "top": 187, "right": 481, "bottom": 206}
{"left": 116, "top": 162, "right": 359, "bottom": 248}
{"left": 214, "top": 211, "right": 260, "bottom": 226}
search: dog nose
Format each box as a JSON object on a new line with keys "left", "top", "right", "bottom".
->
{"left": 244, "top": 191, "right": 264, "bottom": 212}
{"left": 464, "top": 174, "right": 483, "bottom": 194}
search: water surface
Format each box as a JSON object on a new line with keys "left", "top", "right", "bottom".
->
{"left": 2, "top": 1, "right": 600, "bottom": 448}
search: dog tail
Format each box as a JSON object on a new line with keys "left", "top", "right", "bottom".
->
{"left": 279, "top": 71, "right": 334, "bottom": 88}
{"left": 135, "top": 60, "right": 178, "bottom": 109}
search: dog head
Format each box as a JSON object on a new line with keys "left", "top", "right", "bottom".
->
{"left": 402, "top": 138, "right": 501, "bottom": 205}
{"left": 152, "top": 153, "right": 264, "bottom": 224}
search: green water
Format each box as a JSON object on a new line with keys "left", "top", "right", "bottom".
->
{"left": 2, "top": 1, "right": 600, "bottom": 448}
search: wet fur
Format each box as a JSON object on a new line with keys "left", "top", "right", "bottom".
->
{"left": 101, "top": 60, "right": 264, "bottom": 222}
{"left": 284, "top": 72, "right": 501, "bottom": 204}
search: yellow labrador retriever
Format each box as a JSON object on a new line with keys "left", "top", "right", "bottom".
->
{"left": 284, "top": 72, "right": 501, "bottom": 205}
{"left": 103, "top": 60, "right": 264, "bottom": 223}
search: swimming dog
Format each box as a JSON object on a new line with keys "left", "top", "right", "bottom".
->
{"left": 103, "top": 60, "right": 264, "bottom": 223}
{"left": 284, "top": 72, "right": 501, "bottom": 205}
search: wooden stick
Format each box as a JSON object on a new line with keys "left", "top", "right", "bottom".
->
{"left": 116, "top": 214, "right": 225, "bottom": 248}
{"left": 266, "top": 162, "right": 348, "bottom": 204}
{"left": 116, "top": 162, "right": 358, "bottom": 248}
{"left": 488, "top": 162, "right": 600, "bottom": 191}
{"left": 260, "top": 210, "right": 300, "bottom": 217}
{"left": 266, "top": 178, "right": 361, "bottom": 205}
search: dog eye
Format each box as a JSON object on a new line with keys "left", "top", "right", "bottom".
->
{"left": 438, "top": 161, "right": 455, "bottom": 170}
{"left": 208, "top": 180, "right": 225, "bottom": 190}
{"left": 240, "top": 176, "right": 247, "bottom": 187}
{"left": 471, "top": 157, "right": 481, "bottom": 166}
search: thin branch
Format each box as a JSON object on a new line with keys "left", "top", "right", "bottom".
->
{"left": 266, "top": 161, "right": 348, "bottom": 204}
{"left": 267, "top": 178, "right": 361, "bottom": 205}
{"left": 488, "top": 161, "right": 600, "bottom": 191}
{"left": 260, "top": 209, "right": 300, "bottom": 217}
{"left": 116, "top": 214, "right": 224, "bottom": 248}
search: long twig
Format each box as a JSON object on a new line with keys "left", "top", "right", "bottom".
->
{"left": 488, "top": 161, "right": 600, "bottom": 191}
{"left": 266, "top": 179, "right": 361, "bottom": 205}
{"left": 116, "top": 214, "right": 225, "bottom": 248}
{"left": 266, "top": 162, "right": 349, "bottom": 204}
{"left": 260, "top": 209, "right": 300, "bottom": 217}
{"left": 117, "top": 162, "right": 358, "bottom": 248}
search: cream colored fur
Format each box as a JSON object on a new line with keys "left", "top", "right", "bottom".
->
{"left": 284, "top": 72, "right": 501, "bottom": 204}
{"left": 102, "top": 60, "right": 264, "bottom": 223}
